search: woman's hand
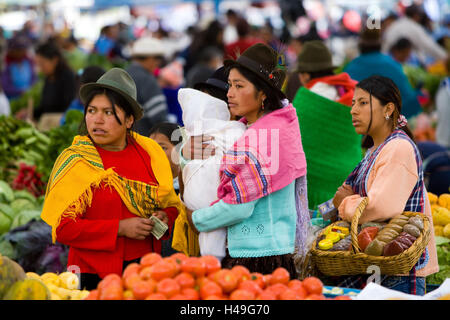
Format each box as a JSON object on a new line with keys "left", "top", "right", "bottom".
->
{"left": 332, "top": 184, "right": 354, "bottom": 209}
{"left": 152, "top": 210, "right": 169, "bottom": 225}
{"left": 118, "top": 217, "right": 153, "bottom": 240}
{"left": 182, "top": 135, "right": 215, "bottom": 160}
{"left": 185, "top": 207, "right": 199, "bottom": 234}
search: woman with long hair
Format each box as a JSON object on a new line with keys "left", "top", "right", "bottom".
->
{"left": 332, "top": 75, "right": 438, "bottom": 295}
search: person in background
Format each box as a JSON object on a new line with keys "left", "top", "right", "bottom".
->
{"left": 41, "top": 68, "right": 183, "bottom": 290}
{"left": 223, "top": 9, "right": 240, "bottom": 45}
{"left": 93, "top": 24, "right": 123, "bottom": 61}
{"left": 389, "top": 38, "right": 413, "bottom": 64}
{"left": 225, "top": 17, "right": 264, "bottom": 60}
{"left": 285, "top": 26, "right": 323, "bottom": 102}
{"left": 181, "top": 20, "right": 225, "bottom": 75}
{"left": 185, "top": 46, "right": 223, "bottom": 89}
{"left": 0, "top": 83, "right": 11, "bottom": 116}
{"left": 33, "top": 41, "right": 76, "bottom": 124}
{"left": 344, "top": 28, "right": 422, "bottom": 119}
{"left": 435, "top": 77, "right": 450, "bottom": 149}
{"left": 158, "top": 60, "right": 184, "bottom": 125}
{"left": 149, "top": 122, "right": 183, "bottom": 257}
{"left": 126, "top": 37, "right": 169, "bottom": 136}
{"left": 60, "top": 66, "right": 105, "bottom": 125}
{"left": 1, "top": 35, "right": 36, "bottom": 100}
{"left": 332, "top": 75, "right": 438, "bottom": 295}
{"left": 62, "top": 35, "right": 88, "bottom": 73}
{"left": 295, "top": 40, "right": 356, "bottom": 106}
{"left": 382, "top": 4, "right": 448, "bottom": 66}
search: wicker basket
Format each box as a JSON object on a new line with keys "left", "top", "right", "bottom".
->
{"left": 310, "top": 197, "right": 431, "bottom": 276}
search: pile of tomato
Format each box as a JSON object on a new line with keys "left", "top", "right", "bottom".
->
{"left": 84, "top": 252, "right": 352, "bottom": 300}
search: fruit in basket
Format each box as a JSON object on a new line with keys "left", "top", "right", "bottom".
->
{"left": 0, "top": 255, "right": 26, "bottom": 299}
{"left": 358, "top": 226, "right": 379, "bottom": 251}
{"left": 364, "top": 239, "right": 386, "bottom": 256}
{"left": 408, "top": 216, "right": 424, "bottom": 231}
{"left": 3, "top": 278, "right": 51, "bottom": 300}
{"left": 403, "top": 224, "right": 421, "bottom": 238}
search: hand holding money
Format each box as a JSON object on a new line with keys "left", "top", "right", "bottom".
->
{"left": 149, "top": 210, "right": 169, "bottom": 240}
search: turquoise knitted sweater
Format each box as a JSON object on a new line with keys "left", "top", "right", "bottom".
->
{"left": 192, "top": 181, "right": 296, "bottom": 258}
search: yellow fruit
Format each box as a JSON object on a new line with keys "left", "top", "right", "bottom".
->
{"left": 0, "top": 255, "right": 26, "bottom": 299}
{"left": 26, "top": 272, "right": 41, "bottom": 280}
{"left": 438, "top": 194, "right": 450, "bottom": 210}
{"left": 444, "top": 224, "right": 450, "bottom": 238}
{"left": 56, "top": 287, "right": 73, "bottom": 300}
{"left": 41, "top": 272, "right": 61, "bottom": 287}
{"left": 435, "top": 225, "right": 444, "bottom": 236}
{"left": 51, "top": 292, "right": 62, "bottom": 300}
{"left": 433, "top": 207, "right": 450, "bottom": 226}
{"left": 3, "top": 278, "right": 51, "bottom": 300}
{"left": 431, "top": 204, "right": 441, "bottom": 214}
{"left": 59, "top": 272, "right": 79, "bottom": 290}
{"left": 74, "top": 290, "right": 90, "bottom": 300}
{"left": 428, "top": 192, "right": 438, "bottom": 205}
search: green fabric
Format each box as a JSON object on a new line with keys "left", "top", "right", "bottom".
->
{"left": 293, "top": 87, "right": 363, "bottom": 210}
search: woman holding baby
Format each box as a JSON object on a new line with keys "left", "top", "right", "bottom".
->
{"left": 183, "top": 43, "right": 309, "bottom": 278}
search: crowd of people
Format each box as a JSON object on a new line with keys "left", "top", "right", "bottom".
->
{"left": 0, "top": 3, "right": 449, "bottom": 295}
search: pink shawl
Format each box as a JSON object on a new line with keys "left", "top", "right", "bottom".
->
{"left": 214, "top": 105, "right": 307, "bottom": 205}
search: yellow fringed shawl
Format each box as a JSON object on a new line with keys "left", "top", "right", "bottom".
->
{"left": 41, "top": 134, "right": 184, "bottom": 243}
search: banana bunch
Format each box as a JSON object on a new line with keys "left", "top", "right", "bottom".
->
{"left": 26, "top": 272, "right": 90, "bottom": 300}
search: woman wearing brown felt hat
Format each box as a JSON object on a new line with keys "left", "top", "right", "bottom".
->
{"left": 184, "top": 43, "right": 310, "bottom": 279}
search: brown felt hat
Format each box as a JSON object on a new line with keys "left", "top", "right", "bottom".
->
{"left": 295, "top": 40, "right": 336, "bottom": 73}
{"left": 224, "top": 43, "right": 286, "bottom": 97}
{"left": 79, "top": 68, "right": 143, "bottom": 121}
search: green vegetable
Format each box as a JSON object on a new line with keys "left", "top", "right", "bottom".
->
{"left": 10, "top": 199, "right": 36, "bottom": 214}
{"left": 0, "top": 237, "right": 16, "bottom": 259}
{"left": 0, "top": 211, "right": 12, "bottom": 235}
{"left": 0, "top": 203, "right": 15, "bottom": 220}
{"left": 426, "top": 236, "right": 450, "bottom": 285}
{"left": 11, "top": 210, "right": 41, "bottom": 230}
{"left": 0, "top": 181, "right": 14, "bottom": 203}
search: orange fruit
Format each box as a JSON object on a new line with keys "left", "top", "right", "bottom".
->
{"left": 270, "top": 267, "right": 290, "bottom": 285}
{"left": 238, "top": 280, "right": 263, "bottom": 296}
{"left": 256, "top": 289, "right": 277, "bottom": 300}
{"left": 288, "top": 279, "right": 307, "bottom": 299}
{"left": 305, "top": 293, "right": 326, "bottom": 300}
{"left": 182, "top": 288, "right": 200, "bottom": 300}
{"left": 214, "top": 269, "right": 238, "bottom": 293}
{"left": 231, "top": 265, "right": 251, "bottom": 283}
{"left": 334, "top": 295, "right": 352, "bottom": 300}
{"left": 164, "top": 257, "right": 181, "bottom": 276}
{"left": 262, "top": 274, "right": 272, "bottom": 287}
{"left": 124, "top": 273, "right": 142, "bottom": 290}
{"left": 174, "top": 272, "right": 196, "bottom": 289}
{"left": 145, "top": 293, "right": 167, "bottom": 300}
{"left": 200, "top": 255, "right": 221, "bottom": 275}
{"left": 99, "top": 283, "right": 123, "bottom": 300}
{"left": 181, "top": 257, "right": 206, "bottom": 278}
{"left": 266, "top": 283, "right": 288, "bottom": 299}
{"left": 302, "top": 277, "right": 323, "bottom": 295}
{"left": 132, "top": 279, "right": 156, "bottom": 300}
{"left": 169, "top": 253, "right": 189, "bottom": 264}
{"left": 229, "top": 289, "right": 255, "bottom": 300}
{"left": 250, "top": 272, "right": 265, "bottom": 289}
{"left": 140, "top": 252, "right": 162, "bottom": 268}
{"left": 279, "top": 289, "right": 301, "bottom": 300}
{"left": 149, "top": 260, "right": 178, "bottom": 281}
{"left": 84, "top": 289, "right": 99, "bottom": 300}
{"left": 170, "top": 294, "right": 187, "bottom": 300}
{"left": 204, "top": 294, "right": 225, "bottom": 300}
{"left": 200, "top": 280, "right": 223, "bottom": 300}
{"left": 123, "top": 290, "right": 135, "bottom": 300}
{"left": 122, "top": 263, "right": 141, "bottom": 278}
{"left": 157, "top": 278, "right": 181, "bottom": 299}
{"left": 139, "top": 266, "right": 154, "bottom": 280}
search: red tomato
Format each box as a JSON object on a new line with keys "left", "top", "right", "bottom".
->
{"left": 302, "top": 277, "right": 323, "bottom": 295}
{"left": 270, "top": 267, "right": 290, "bottom": 285}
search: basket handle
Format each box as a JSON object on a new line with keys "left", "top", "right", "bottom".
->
{"left": 350, "top": 197, "right": 369, "bottom": 254}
